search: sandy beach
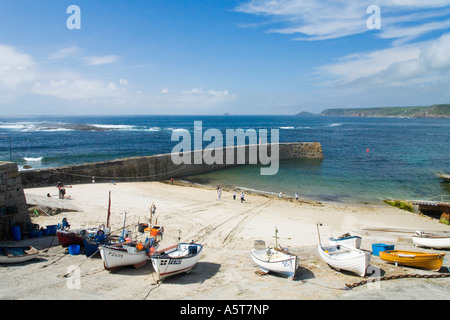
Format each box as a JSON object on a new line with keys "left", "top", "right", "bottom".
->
{"left": 1, "top": 180, "right": 449, "bottom": 301}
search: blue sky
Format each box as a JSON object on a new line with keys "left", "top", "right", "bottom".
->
{"left": 1, "top": 0, "right": 450, "bottom": 115}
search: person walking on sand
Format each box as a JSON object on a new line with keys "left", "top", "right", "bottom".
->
{"left": 233, "top": 190, "right": 236, "bottom": 200}
{"left": 217, "top": 188, "right": 222, "bottom": 201}
{"left": 295, "top": 192, "right": 299, "bottom": 201}
{"left": 241, "top": 191, "right": 245, "bottom": 203}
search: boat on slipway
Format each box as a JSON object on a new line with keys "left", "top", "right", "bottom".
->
{"left": 379, "top": 250, "right": 446, "bottom": 271}
{"left": 0, "top": 246, "right": 40, "bottom": 264}
{"left": 317, "top": 223, "right": 370, "bottom": 277}
{"left": 329, "top": 233, "right": 362, "bottom": 249}
{"left": 250, "top": 228, "right": 298, "bottom": 280}
{"left": 151, "top": 242, "right": 203, "bottom": 280}
{"left": 99, "top": 241, "right": 155, "bottom": 270}
{"left": 412, "top": 231, "right": 450, "bottom": 249}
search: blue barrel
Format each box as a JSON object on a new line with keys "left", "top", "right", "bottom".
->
{"left": 12, "top": 226, "right": 21, "bottom": 241}
{"left": 42, "top": 228, "right": 50, "bottom": 236}
{"left": 47, "top": 225, "right": 57, "bottom": 235}
{"left": 68, "top": 245, "right": 80, "bottom": 255}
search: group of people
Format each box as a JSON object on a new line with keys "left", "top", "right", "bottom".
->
{"left": 217, "top": 186, "right": 246, "bottom": 203}
{"left": 216, "top": 184, "right": 301, "bottom": 203}
{"left": 279, "top": 191, "right": 300, "bottom": 200}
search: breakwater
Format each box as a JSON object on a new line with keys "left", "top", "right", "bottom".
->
{"left": 19, "top": 142, "right": 323, "bottom": 188}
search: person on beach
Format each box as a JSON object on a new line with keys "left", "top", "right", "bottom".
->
{"left": 233, "top": 190, "right": 236, "bottom": 200}
{"left": 295, "top": 193, "right": 299, "bottom": 201}
{"left": 241, "top": 191, "right": 245, "bottom": 203}
{"left": 279, "top": 192, "right": 283, "bottom": 198}
{"left": 217, "top": 188, "right": 222, "bottom": 201}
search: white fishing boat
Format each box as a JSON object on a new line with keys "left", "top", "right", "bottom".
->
{"left": 317, "top": 223, "right": 370, "bottom": 277}
{"left": 0, "top": 246, "right": 39, "bottom": 264}
{"left": 329, "top": 233, "right": 362, "bottom": 249}
{"left": 151, "top": 242, "right": 203, "bottom": 280}
{"left": 250, "top": 227, "right": 298, "bottom": 280}
{"left": 99, "top": 241, "right": 151, "bottom": 271}
{"left": 251, "top": 245, "right": 298, "bottom": 280}
{"left": 318, "top": 243, "right": 371, "bottom": 277}
{"left": 412, "top": 231, "right": 450, "bottom": 249}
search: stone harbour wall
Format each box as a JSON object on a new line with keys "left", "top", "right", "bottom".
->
{"left": 0, "top": 162, "right": 30, "bottom": 240}
{"left": 19, "top": 142, "right": 323, "bottom": 188}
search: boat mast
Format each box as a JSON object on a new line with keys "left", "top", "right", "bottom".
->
{"left": 316, "top": 223, "right": 322, "bottom": 245}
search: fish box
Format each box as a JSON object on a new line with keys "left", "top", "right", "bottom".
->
{"left": 372, "top": 243, "right": 395, "bottom": 256}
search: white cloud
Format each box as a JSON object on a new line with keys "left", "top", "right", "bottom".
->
{"left": 82, "top": 55, "right": 119, "bottom": 66}
{"left": 31, "top": 77, "right": 126, "bottom": 100}
{"left": 320, "top": 33, "right": 450, "bottom": 87}
{"left": 0, "top": 44, "right": 128, "bottom": 105}
{"left": 0, "top": 44, "right": 237, "bottom": 114}
{"left": 235, "top": 0, "right": 450, "bottom": 42}
{"left": 0, "top": 45, "right": 36, "bottom": 89}
{"left": 48, "top": 46, "right": 81, "bottom": 60}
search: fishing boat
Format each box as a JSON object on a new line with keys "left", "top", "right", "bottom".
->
{"left": 317, "top": 223, "right": 370, "bottom": 277}
{"left": 318, "top": 244, "right": 371, "bottom": 277}
{"left": 99, "top": 240, "right": 155, "bottom": 270}
{"left": 250, "top": 228, "right": 298, "bottom": 280}
{"left": 151, "top": 241, "right": 203, "bottom": 280}
{"left": 57, "top": 228, "right": 86, "bottom": 247}
{"left": 58, "top": 225, "right": 111, "bottom": 248}
{"left": 0, "top": 246, "right": 39, "bottom": 264}
{"left": 379, "top": 250, "right": 446, "bottom": 271}
{"left": 412, "top": 231, "right": 450, "bottom": 249}
{"left": 82, "top": 232, "right": 120, "bottom": 256}
{"left": 59, "top": 192, "right": 114, "bottom": 249}
{"left": 329, "top": 233, "right": 362, "bottom": 249}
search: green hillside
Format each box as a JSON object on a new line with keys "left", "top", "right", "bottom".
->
{"left": 318, "top": 104, "right": 450, "bottom": 118}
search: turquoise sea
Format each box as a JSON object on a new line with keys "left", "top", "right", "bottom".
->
{"left": 0, "top": 115, "right": 448, "bottom": 203}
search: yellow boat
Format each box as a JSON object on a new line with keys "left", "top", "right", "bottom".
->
{"left": 379, "top": 250, "right": 445, "bottom": 271}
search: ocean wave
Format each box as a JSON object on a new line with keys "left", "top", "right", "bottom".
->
{"left": 91, "top": 124, "right": 137, "bottom": 130}
{"left": 279, "top": 126, "right": 295, "bottom": 129}
{"left": 24, "top": 157, "right": 43, "bottom": 162}
{"left": 328, "top": 123, "right": 343, "bottom": 127}
{"left": 170, "top": 128, "right": 190, "bottom": 132}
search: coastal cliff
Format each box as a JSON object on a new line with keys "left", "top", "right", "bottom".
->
{"left": 19, "top": 142, "right": 323, "bottom": 188}
{"left": 297, "top": 104, "right": 450, "bottom": 118}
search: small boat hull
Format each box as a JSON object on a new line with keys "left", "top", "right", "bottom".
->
{"left": 57, "top": 229, "right": 85, "bottom": 247}
{"left": 99, "top": 243, "right": 149, "bottom": 270}
{"left": 318, "top": 244, "right": 371, "bottom": 277}
{"left": 251, "top": 247, "right": 298, "bottom": 280}
{"left": 0, "top": 246, "right": 39, "bottom": 264}
{"left": 151, "top": 243, "right": 203, "bottom": 280}
{"left": 329, "top": 235, "right": 362, "bottom": 249}
{"left": 379, "top": 250, "right": 445, "bottom": 271}
{"left": 412, "top": 232, "right": 450, "bottom": 249}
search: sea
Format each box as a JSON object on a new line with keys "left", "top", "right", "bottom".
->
{"left": 0, "top": 115, "right": 449, "bottom": 204}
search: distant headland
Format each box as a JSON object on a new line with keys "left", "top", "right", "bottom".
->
{"left": 296, "top": 104, "right": 450, "bottom": 118}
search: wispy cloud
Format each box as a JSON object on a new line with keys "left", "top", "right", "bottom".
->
{"left": 82, "top": 55, "right": 119, "bottom": 66}
{"left": 49, "top": 46, "right": 119, "bottom": 66}
{"left": 319, "top": 33, "right": 450, "bottom": 88}
{"left": 235, "top": 0, "right": 450, "bottom": 42}
{"left": 0, "top": 44, "right": 236, "bottom": 114}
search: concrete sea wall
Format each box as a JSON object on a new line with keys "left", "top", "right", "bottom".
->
{"left": 19, "top": 142, "right": 323, "bottom": 188}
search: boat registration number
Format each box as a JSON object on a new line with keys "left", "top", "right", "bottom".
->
{"left": 160, "top": 259, "right": 181, "bottom": 265}
{"left": 108, "top": 252, "right": 123, "bottom": 259}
